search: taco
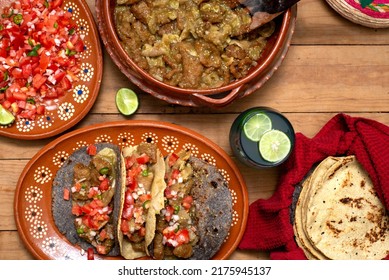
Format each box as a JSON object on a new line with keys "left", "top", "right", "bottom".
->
{"left": 52, "top": 143, "right": 122, "bottom": 256}
{"left": 149, "top": 150, "right": 233, "bottom": 260}
{"left": 117, "top": 143, "right": 166, "bottom": 259}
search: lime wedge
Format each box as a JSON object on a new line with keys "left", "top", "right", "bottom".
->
{"left": 0, "top": 105, "right": 15, "bottom": 125}
{"left": 259, "top": 129, "right": 291, "bottom": 163}
{"left": 243, "top": 113, "right": 272, "bottom": 141}
{"left": 115, "top": 88, "right": 139, "bottom": 116}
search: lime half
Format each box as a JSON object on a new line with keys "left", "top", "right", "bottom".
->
{"left": 259, "top": 129, "right": 291, "bottom": 163}
{"left": 243, "top": 113, "right": 272, "bottom": 142}
{"left": 115, "top": 88, "right": 139, "bottom": 116}
{"left": 0, "top": 105, "right": 15, "bottom": 125}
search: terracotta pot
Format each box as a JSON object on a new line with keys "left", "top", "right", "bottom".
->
{"left": 96, "top": 0, "right": 297, "bottom": 108}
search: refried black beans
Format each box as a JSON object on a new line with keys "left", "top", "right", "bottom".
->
{"left": 114, "top": 0, "right": 275, "bottom": 89}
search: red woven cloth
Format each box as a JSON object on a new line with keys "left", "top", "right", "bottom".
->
{"left": 238, "top": 113, "right": 389, "bottom": 259}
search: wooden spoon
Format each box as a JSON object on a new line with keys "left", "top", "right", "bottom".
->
{"left": 226, "top": 0, "right": 300, "bottom": 33}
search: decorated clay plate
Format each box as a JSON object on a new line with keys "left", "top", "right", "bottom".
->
{"left": 0, "top": 0, "right": 102, "bottom": 140}
{"left": 326, "top": 0, "right": 389, "bottom": 28}
{"left": 14, "top": 120, "right": 249, "bottom": 260}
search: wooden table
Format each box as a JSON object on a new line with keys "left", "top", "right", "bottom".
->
{"left": 1, "top": 0, "right": 389, "bottom": 260}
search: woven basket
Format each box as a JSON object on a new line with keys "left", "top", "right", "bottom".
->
{"left": 326, "top": 0, "right": 389, "bottom": 28}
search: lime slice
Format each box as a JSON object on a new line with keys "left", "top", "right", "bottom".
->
{"left": 243, "top": 113, "right": 272, "bottom": 141}
{"left": 259, "top": 129, "right": 291, "bottom": 163}
{"left": 115, "top": 88, "right": 139, "bottom": 116}
{"left": 0, "top": 105, "right": 15, "bottom": 125}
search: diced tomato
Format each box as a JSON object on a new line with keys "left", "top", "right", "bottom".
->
{"left": 175, "top": 229, "right": 190, "bottom": 245}
{"left": 32, "top": 74, "right": 47, "bottom": 90}
{"left": 59, "top": 76, "right": 72, "bottom": 90}
{"left": 87, "top": 248, "right": 94, "bottom": 260}
{"left": 53, "top": 71, "right": 66, "bottom": 83}
{"left": 82, "top": 215, "right": 100, "bottom": 230}
{"left": 164, "top": 205, "right": 174, "bottom": 222}
{"left": 22, "top": 64, "right": 33, "bottom": 79}
{"left": 71, "top": 204, "right": 82, "bottom": 216}
{"left": 125, "top": 190, "right": 134, "bottom": 206}
{"left": 121, "top": 205, "right": 134, "bottom": 220}
{"left": 88, "top": 187, "right": 99, "bottom": 199}
{"left": 96, "top": 245, "right": 107, "bottom": 255}
{"left": 168, "top": 153, "right": 179, "bottom": 167}
{"left": 13, "top": 78, "right": 28, "bottom": 87}
{"left": 12, "top": 92, "right": 27, "bottom": 101}
{"left": 86, "top": 144, "right": 97, "bottom": 156}
{"left": 164, "top": 187, "right": 175, "bottom": 199}
{"left": 74, "top": 182, "right": 82, "bottom": 192}
{"left": 128, "top": 165, "right": 142, "bottom": 177}
{"left": 126, "top": 174, "right": 137, "bottom": 191}
{"left": 1, "top": 100, "right": 12, "bottom": 109}
{"left": 89, "top": 199, "right": 104, "bottom": 209}
{"left": 136, "top": 154, "right": 150, "bottom": 164}
{"left": 39, "top": 33, "right": 55, "bottom": 49}
{"left": 98, "top": 178, "right": 110, "bottom": 191}
{"left": 125, "top": 156, "right": 136, "bottom": 169}
{"left": 18, "top": 109, "right": 36, "bottom": 119}
{"left": 11, "top": 68, "right": 24, "bottom": 79}
{"left": 171, "top": 169, "right": 180, "bottom": 180}
{"left": 74, "top": 39, "right": 85, "bottom": 52}
{"left": 120, "top": 219, "right": 129, "bottom": 234}
{"left": 0, "top": 38, "right": 9, "bottom": 57}
{"left": 182, "top": 195, "right": 193, "bottom": 210}
{"left": 39, "top": 52, "right": 50, "bottom": 72}
{"left": 36, "top": 105, "right": 45, "bottom": 115}
{"left": 139, "top": 194, "right": 151, "bottom": 203}
{"left": 80, "top": 204, "right": 93, "bottom": 215}
{"left": 45, "top": 88, "right": 59, "bottom": 99}
{"left": 69, "top": 34, "right": 80, "bottom": 45}
{"left": 99, "top": 229, "right": 108, "bottom": 241}
{"left": 19, "top": 57, "right": 32, "bottom": 67}
{"left": 51, "top": 0, "right": 64, "bottom": 9}
{"left": 63, "top": 188, "right": 70, "bottom": 201}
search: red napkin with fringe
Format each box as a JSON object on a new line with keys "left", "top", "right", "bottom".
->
{"left": 238, "top": 113, "right": 389, "bottom": 259}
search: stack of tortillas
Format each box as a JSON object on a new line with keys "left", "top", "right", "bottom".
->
{"left": 293, "top": 155, "right": 389, "bottom": 259}
{"left": 326, "top": 0, "right": 389, "bottom": 28}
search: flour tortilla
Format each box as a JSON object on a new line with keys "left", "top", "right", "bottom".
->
{"left": 303, "top": 155, "right": 389, "bottom": 260}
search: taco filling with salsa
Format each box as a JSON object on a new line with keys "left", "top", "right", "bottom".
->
{"left": 150, "top": 150, "right": 232, "bottom": 260}
{"left": 118, "top": 143, "right": 166, "bottom": 259}
{"left": 52, "top": 143, "right": 122, "bottom": 257}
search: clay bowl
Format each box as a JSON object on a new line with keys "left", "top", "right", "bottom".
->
{"left": 0, "top": 0, "right": 102, "bottom": 139}
{"left": 96, "top": 1, "right": 297, "bottom": 108}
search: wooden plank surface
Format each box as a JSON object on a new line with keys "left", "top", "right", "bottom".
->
{"left": 1, "top": 0, "right": 389, "bottom": 260}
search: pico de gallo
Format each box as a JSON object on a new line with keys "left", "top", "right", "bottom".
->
{"left": 70, "top": 145, "right": 117, "bottom": 255}
{"left": 153, "top": 150, "right": 198, "bottom": 259}
{"left": 0, "top": 0, "right": 85, "bottom": 121}
{"left": 120, "top": 143, "right": 157, "bottom": 252}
